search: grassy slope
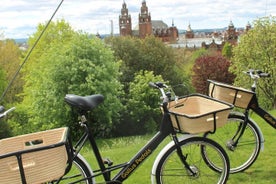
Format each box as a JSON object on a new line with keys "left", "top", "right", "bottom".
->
{"left": 81, "top": 110, "right": 276, "bottom": 183}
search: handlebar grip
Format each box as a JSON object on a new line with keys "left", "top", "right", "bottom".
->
{"left": 259, "top": 72, "right": 270, "bottom": 78}
{"left": 149, "top": 82, "right": 167, "bottom": 89}
{"left": 0, "top": 107, "right": 16, "bottom": 119}
{"left": 246, "top": 69, "right": 270, "bottom": 78}
{"left": 149, "top": 82, "right": 158, "bottom": 89}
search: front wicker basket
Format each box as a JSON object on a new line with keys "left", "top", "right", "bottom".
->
{"left": 0, "top": 127, "right": 70, "bottom": 184}
{"left": 168, "top": 94, "right": 233, "bottom": 134}
{"left": 208, "top": 80, "right": 254, "bottom": 109}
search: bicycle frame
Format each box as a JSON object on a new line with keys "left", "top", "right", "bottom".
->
{"left": 248, "top": 94, "right": 276, "bottom": 129}
{"left": 73, "top": 103, "right": 188, "bottom": 183}
{"left": 246, "top": 70, "right": 276, "bottom": 129}
{"left": 229, "top": 71, "right": 275, "bottom": 147}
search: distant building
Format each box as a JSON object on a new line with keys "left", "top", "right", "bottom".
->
{"left": 202, "top": 39, "right": 225, "bottom": 51}
{"left": 185, "top": 23, "right": 194, "bottom": 38}
{"left": 119, "top": 1, "right": 132, "bottom": 36}
{"left": 245, "top": 21, "right": 252, "bottom": 32}
{"left": 224, "top": 20, "right": 239, "bottom": 45}
{"left": 138, "top": 0, "right": 152, "bottom": 38}
{"left": 119, "top": 0, "right": 178, "bottom": 43}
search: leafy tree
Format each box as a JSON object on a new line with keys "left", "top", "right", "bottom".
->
{"left": 0, "top": 39, "right": 22, "bottom": 104}
{"left": 15, "top": 20, "right": 123, "bottom": 138}
{"left": 106, "top": 35, "right": 182, "bottom": 87}
{"left": 230, "top": 16, "right": 276, "bottom": 108}
{"left": 0, "top": 39, "right": 22, "bottom": 138}
{"left": 192, "top": 54, "right": 235, "bottom": 94}
{"left": 222, "top": 42, "right": 233, "bottom": 59}
{"left": 0, "top": 68, "right": 6, "bottom": 96}
{"left": 114, "top": 70, "right": 164, "bottom": 136}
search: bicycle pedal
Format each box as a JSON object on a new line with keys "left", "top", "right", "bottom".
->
{"left": 103, "top": 158, "right": 113, "bottom": 166}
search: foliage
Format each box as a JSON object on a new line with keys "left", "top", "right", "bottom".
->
{"left": 0, "top": 39, "right": 22, "bottom": 104}
{"left": 0, "top": 39, "right": 22, "bottom": 138}
{"left": 0, "top": 68, "right": 6, "bottom": 96}
{"left": 0, "top": 118, "right": 12, "bottom": 139}
{"left": 222, "top": 42, "right": 233, "bottom": 59}
{"left": 106, "top": 35, "right": 182, "bottom": 87}
{"left": 106, "top": 35, "right": 190, "bottom": 135}
{"left": 114, "top": 71, "right": 164, "bottom": 136}
{"left": 230, "top": 16, "right": 276, "bottom": 109}
{"left": 192, "top": 54, "right": 235, "bottom": 94}
{"left": 14, "top": 20, "right": 123, "bottom": 138}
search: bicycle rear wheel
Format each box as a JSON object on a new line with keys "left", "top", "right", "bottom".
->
{"left": 203, "top": 113, "right": 262, "bottom": 173}
{"left": 154, "top": 137, "right": 229, "bottom": 184}
{"left": 48, "top": 154, "right": 94, "bottom": 184}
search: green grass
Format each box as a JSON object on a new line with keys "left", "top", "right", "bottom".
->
{"left": 79, "top": 110, "right": 276, "bottom": 183}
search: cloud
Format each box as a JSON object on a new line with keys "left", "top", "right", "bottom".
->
{"left": 0, "top": 0, "right": 275, "bottom": 38}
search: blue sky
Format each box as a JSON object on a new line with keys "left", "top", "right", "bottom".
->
{"left": 0, "top": 0, "right": 275, "bottom": 39}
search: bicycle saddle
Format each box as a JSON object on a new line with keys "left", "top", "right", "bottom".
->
{"left": 64, "top": 94, "right": 104, "bottom": 111}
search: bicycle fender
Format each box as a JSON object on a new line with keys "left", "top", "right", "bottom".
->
{"left": 77, "top": 153, "right": 96, "bottom": 183}
{"left": 230, "top": 111, "right": 265, "bottom": 151}
{"left": 151, "top": 134, "right": 197, "bottom": 184}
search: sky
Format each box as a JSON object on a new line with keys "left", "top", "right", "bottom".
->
{"left": 0, "top": 0, "right": 275, "bottom": 39}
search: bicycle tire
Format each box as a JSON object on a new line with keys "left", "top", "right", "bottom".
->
{"left": 48, "top": 154, "right": 94, "bottom": 184}
{"left": 203, "top": 113, "right": 262, "bottom": 173}
{"left": 154, "top": 136, "right": 230, "bottom": 184}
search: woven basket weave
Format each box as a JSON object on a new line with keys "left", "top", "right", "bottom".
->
{"left": 0, "top": 127, "right": 69, "bottom": 184}
{"left": 168, "top": 94, "right": 233, "bottom": 134}
{"left": 208, "top": 80, "right": 254, "bottom": 109}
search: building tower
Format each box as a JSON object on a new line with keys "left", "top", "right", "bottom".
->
{"left": 168, "top": 19, "right": 179, "bottom": 42}
{"left": 119, "top": 1, "right": 132, "bottom": 36}
{"left": 139, "top": 0, "right": 152, "bottom": 38}
{"left": 245, "top": 21, "right": 252, "bottom": 32}
{"left": 185, "top": 23, "right": 194, "bottom": 38}
{"left": 226, "top": 20, "right": 238, "bottom": 44}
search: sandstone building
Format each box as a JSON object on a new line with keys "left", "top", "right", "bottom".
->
{"left": 119, "top": 1, "right": 179, "bottom": 43}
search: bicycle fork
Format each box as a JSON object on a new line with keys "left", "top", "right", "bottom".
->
{"left": 226, "top": 111, "right": 249, "bottom": 151}
{"left": 172, "top": 134, "right": 199, "bottom": 177}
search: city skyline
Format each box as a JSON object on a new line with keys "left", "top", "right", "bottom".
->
{"left": 0, "top": 0, "right": 275, "bottom": 39}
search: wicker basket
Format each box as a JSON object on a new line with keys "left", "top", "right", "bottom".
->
{"left": 168, "top": 94, "right": 233, "bottom": 134}
{"left": 0, "top": 127, "right": 70, "bottom": 184}
{"left": 208, "top": 80, "right": 254, "bottom": 109}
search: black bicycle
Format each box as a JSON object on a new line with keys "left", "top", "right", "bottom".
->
{"left": 205, "top": 69, "right": 275, "bottom": 174}
{"left": 0, "top": 82, "right": 232, "bottom": 184}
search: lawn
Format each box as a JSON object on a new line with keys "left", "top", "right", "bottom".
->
{"left": 80, "top": 110, "right": 276, "bottom": 183}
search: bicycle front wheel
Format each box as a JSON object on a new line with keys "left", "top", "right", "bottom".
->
{"left": 155, "top": 137, "right": 229, "bottom": 184}
{"left": 48, "top": 154, "right": 94, "bottom": 184}
{"left": 204, "top": 113, "right": 262, "bottom": 173}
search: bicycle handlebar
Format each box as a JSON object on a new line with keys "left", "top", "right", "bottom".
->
{"left": 149, "top": 82, "right": 170, "bottom": 103}
{"left": 244, "top": 69, "right": 270, "bottom": 79}
{"left": 0, "top": 106, "right": 16, "bottom": 119}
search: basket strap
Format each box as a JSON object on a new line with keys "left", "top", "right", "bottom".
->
{"left": 209, "top": 112, "right": 217, "bottom": 134}
{"left": 16, "top": 154, "right": 27, "bottom": 184}
{"left": 174, "top": 114, "right": 182, "bottom": 132}
{"left": 232, "top": 90, "right": 239, "bottom": 105}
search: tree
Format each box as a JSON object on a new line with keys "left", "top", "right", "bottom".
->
{"left": 15, "top": 20, "right": 123, "bottom": 138}
{"left": 106, "top": 35, "right": 182, "bottom": 87}
{"left": 222, "top": 42, "right": 233, "bottom": 59}
{"left": 0, "top": 39, "right": 22, "bottom": 104}
{"left": 114, "top": 70, "right": 164, "bottom": 136}
{"left": 0, "top": 68, "right": 6, "bottom": 96}
{"left": 230, "top": 16, "right": 276, "bottom": 108}
{"left": 192, "top": 54, "right": 235, "bottom": 94}
{"left": 0, "top": 39, "right": 22, "bottom": 138}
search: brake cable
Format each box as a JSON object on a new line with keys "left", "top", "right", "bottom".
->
{"left": 0, "top": 0, "right": 65, "bottom": 102}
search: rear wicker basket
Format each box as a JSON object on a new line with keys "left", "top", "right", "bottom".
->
{"left": 0, "top": 127, "right": 70, "bottom": 184}
{"left": 168, "top": 94, "right": 233, "bottom": 134}
{"left": 208, "top": 80, "right": 254, "bottom": 109}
